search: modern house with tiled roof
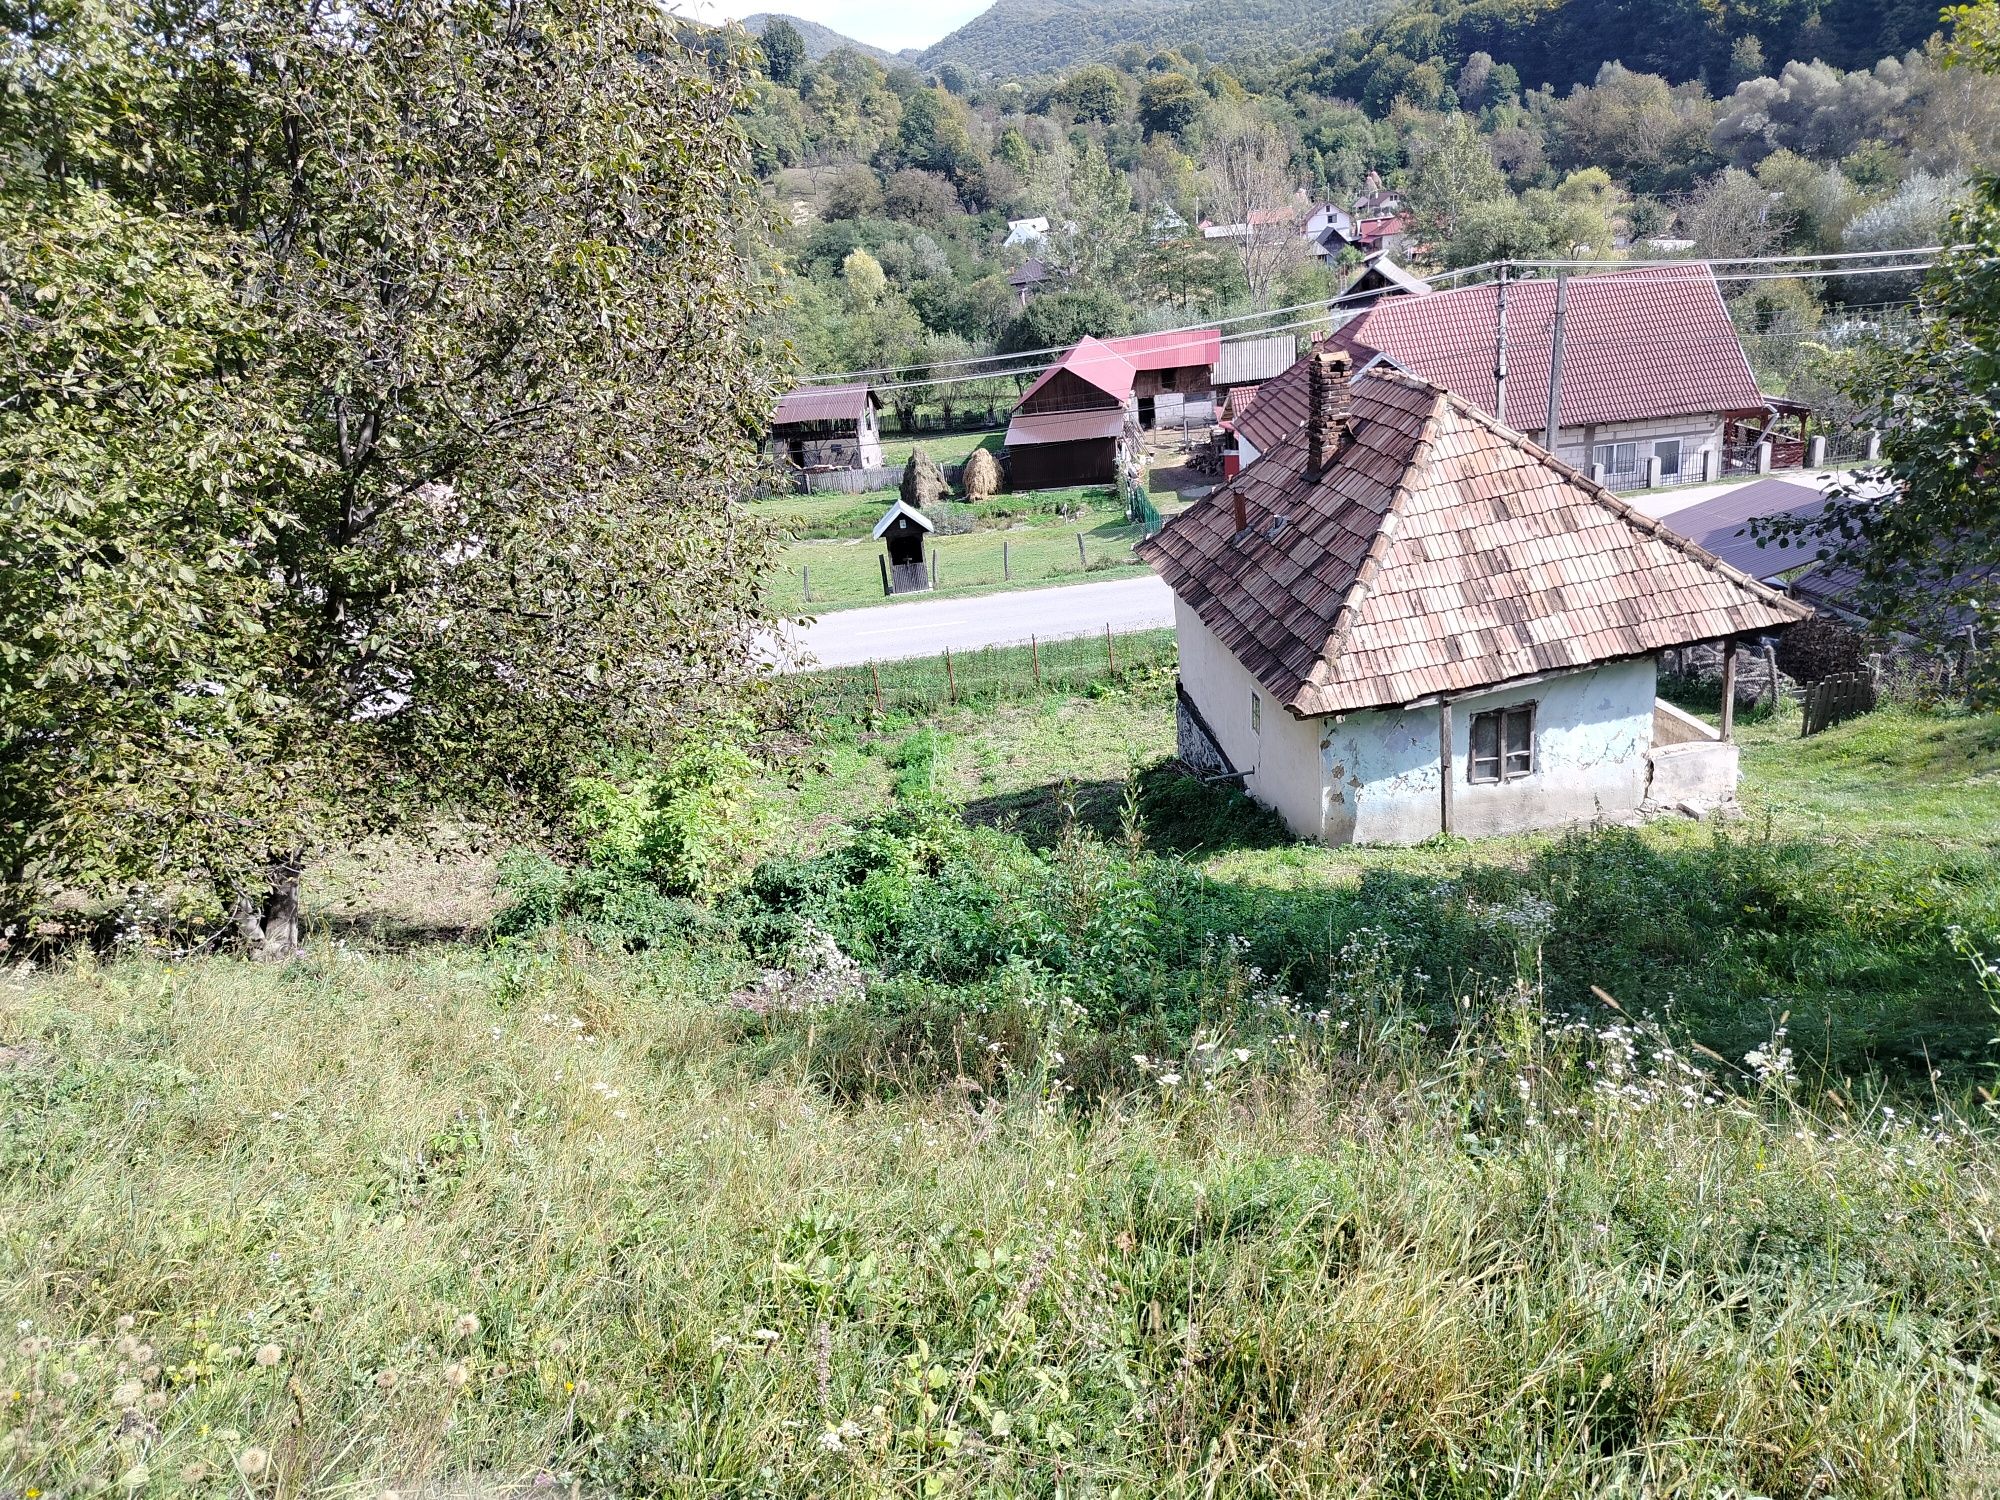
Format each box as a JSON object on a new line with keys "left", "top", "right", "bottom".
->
{"left": 1137, "top": 351, "right": 1808, "bottom": 844}
{"left": 768, "top": 383, "right": 882, "bottom": 473}
{"left": 1230, "top": 267, "right": 1769, "bottom": 490}
{"left": 1004, "top": 328, "right": 1222, "bottom": 488}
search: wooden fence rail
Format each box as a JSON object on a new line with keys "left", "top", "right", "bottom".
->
{"left": 1801, "top": 671, "right": 1878, "bottom": 737}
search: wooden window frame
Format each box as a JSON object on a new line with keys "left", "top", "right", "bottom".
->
{"left": 1250, "top": 690, "right": 1262, "bottom": 734}
{"left": 1467, "top": 702, "right": 1536, "bottom": 784}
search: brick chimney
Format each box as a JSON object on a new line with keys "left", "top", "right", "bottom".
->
{"left": 1307, "top": 348, "right": 1354, "bottom": 476}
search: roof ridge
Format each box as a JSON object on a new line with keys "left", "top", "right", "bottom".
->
{"left": 1434, "top": 388, "right": 1806, "bottom": 615}
{"left": 1292, "top": 386, "right": 1452, "bottom": 709}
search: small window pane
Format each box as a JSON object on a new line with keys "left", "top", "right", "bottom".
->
{"left": 1250, "top": 691, "right": 1261, "bottom": 733}
{"left": 1503, "top": 706, "right": 1534, "bottom": 777}
{"left": 1469, "top": 711, "right": 1501, "bottom": 782}
{"left": 1655, "top": 438, "right": 1682, "bottom": 477}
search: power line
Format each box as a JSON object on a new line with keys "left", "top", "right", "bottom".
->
{"left": 854, "top": 259, "right": 1936, "bottom": 398}
{"left": 799, "top": 246, "right": 1951, "bottom": 387}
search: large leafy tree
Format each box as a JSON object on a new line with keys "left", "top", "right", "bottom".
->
{"left": 1, "top": 0, "right": 778, "bottom": 952}
{"left": 1782, "top": 8, "right": 2000, "bottom": 648}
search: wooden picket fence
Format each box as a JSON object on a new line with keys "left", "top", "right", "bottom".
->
{"left": 1800, "top": 671, "right": 1878, "bottom": 737}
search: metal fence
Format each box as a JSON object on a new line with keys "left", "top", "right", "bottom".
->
{"left": 794, "top": 628, "right": 1177, "bottom": 722}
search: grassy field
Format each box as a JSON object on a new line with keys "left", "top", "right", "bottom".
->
{"left": 6, "top": 669, "right": 2000, "bottom": 1497}
{"left": 877, "top": 428, "right": 1005, "bottom": 472}
{"left": 765, "top": 486, "right": 1150, "bottom": 611}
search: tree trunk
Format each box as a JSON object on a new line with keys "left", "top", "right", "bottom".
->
{"left": 230, "top": 854, "right": 304, "bottom": 961}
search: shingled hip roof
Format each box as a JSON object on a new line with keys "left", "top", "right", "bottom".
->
{"left": 1136, "top": 370, "right": 1808, "bottom": 717}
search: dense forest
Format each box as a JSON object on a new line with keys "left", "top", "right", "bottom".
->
{"left": 733, "top": 7, "right": 1990, "bottom": 413}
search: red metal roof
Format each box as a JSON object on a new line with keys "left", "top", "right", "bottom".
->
{"left": 1327, "top": 265, "right": 1764, "bottom": 432}
{"left": 1100, "top": 328, "right": 1221, "bottom": 372}
{"left": 772, "top": 382, "right": 874, "bottom": 426}
{"left": 1015, "top": 335, "right": 1136, "bottom": 406}
{"left": 1005, "top": 407, "right": 1129, "bottom": 447}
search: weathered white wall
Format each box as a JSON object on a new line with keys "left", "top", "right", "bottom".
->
{"left": 1321, "top": 657, "right": 1660, "bottom": 844}
{"left": 1174, "top": 599, "right": 1328, "bottom": 839}
{"left": 1177, "top": 602, "right": 1665, "bottom": 844}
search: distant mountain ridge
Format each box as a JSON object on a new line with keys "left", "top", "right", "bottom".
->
{"left": 917, "top": 0, "right": 1388, "bottom": 77}
{"left": 739, "top": 13, "right": 913, "bottom": 66}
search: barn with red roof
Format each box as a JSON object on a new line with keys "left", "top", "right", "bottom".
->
{"left": 1004, "top": 328, "right": 1221, "bottom": 489}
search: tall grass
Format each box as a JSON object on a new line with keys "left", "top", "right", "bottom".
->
{"left": 3, "top": 939, "right": 1999, "bottom": 1497}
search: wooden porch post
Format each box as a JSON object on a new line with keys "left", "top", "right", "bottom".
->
{"left": 1438, "top": 698, "right": 1454, "bottom": 836}
{"left": 1720, "top": 639, "right": 1738, "bottom": 742}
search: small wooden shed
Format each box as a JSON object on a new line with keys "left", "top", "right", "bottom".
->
{"left": 873, "top": 499, "right": 935, "bottom": 595}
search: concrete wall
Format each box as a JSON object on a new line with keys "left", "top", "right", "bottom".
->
{"left": 1646, "top": 740, "right": 1739, "bottom": 812}
{"left": 1320, "top": 657, "right": 1660, "bottom": 845}
{"left": 1174, "top": 599, "right": 1329, "bottom": 838}
{"left": 1553, "top": 414, "right": 1724, "bottom": 486}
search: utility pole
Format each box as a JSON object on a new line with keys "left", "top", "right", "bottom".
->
{"left": 1543, "top": 272, "right": 1568, "bottom": 453}
{"left": 1493, "top": 261, "right": 1510, "bottom": 427}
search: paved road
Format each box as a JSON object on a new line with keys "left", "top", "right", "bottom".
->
{"left": 769, "top": 472, "right": 1846, "bottom": 670}
{"left": 772, "top": 574, "right": 1175, "bottom": 669}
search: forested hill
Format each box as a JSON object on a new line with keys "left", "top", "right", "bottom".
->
{"left": 1296, "top": 0, "right": 1951, "bottom": 98}
{"left": 741, "top": 13, "right": 907, "bottom": 65}
{"left": 919, "top": 0, "right": 1391, "bottom": 76}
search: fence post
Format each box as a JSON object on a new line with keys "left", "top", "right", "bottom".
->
{"left": 1077, "top": 532, "right": 1087, "bottom": 569}
{"left": 879, "top": 554, "right": 891, "bottom": 596}
{"left": 1720, "top": 639, "right": 1738, "bottom": 742}
{"left": 1590, "top": 463, "right": 1605, "bottom": 486}
{"left": 802, "top": 565, "right": 811, "bottom": 604}
{"left": 1003, "top": 540, "right": 1011, "bottom": 581}
{"left": 1865, "top": 430, "right": 1881, "bottom": 462}
{"left": 929, "top": 551, "right": 938, "bottom": 588}
{"left": 1701, "top": 448, "right": 1717, "bottom": 483}
{"left": 1755, "top": 441, "right": 1773, "bottom": 474}
{"left": 1807, "top": 435, "right": 1827, "bottom": 468}
{"left": 1762, "top": 642, "right": 1779, "bottom": 710}
{"left": 945, "top": 647, "right": 955, "bottom": 703}
{"left": 1966, "top": 627, "right": 1981, "bottom": 709}
{"left": 1645, "top": 455, "right": 1662, "bottom": 488}
{"left": 1031, "top": 634, "right": 1041, "bottom": 686}
{"left": 871, "top": 662, "right": 882, "bottom": 713}
{"left": 1106, "top": 624, "right": 1116, "bottom": 674}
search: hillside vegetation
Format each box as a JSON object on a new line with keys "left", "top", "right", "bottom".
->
{"left": 4, "top": 678, "right": 1999, "bottom": 1496}
{"left": 742, "top": 12, "right": 905, "bottom": 65}
{"left": 920, "top": 0, "right": 1387, "bottom": 76}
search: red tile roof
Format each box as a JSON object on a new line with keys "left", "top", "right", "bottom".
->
{"left": 772, "top": 382, "right": 875, "bottom": 426}
{"left": 1328, "top": 264, "right": 1764, "bottom": 432}
{"left": 1137, "top": 366, "right": 1808, "bottom": 716}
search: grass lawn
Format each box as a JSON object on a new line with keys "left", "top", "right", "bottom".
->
{"left": 877, "top": 428, "right": 1004, "bottom": 471}
{"left": 767, "top": 486, "right": 1149, "bottom": 611}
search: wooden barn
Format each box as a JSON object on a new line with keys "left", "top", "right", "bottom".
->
{"left": 768, "top": 383, "right": 882, "bottom": 473}
{"left": 1002, "top": 328, "right": 1222, "bottom": 489}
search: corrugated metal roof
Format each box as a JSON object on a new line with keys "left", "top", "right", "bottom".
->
{"left": 773, "top": 383, "right": 874, "bottom": 426}
{"left": 1005, "top": 407, "right": 1129, "bottom": 447}
{"left": 1136, "top": 367, "right": 1808, "bottom": 716}
{"left": 1014, "top": 336, "right": 1136, "bottom": 406}
{"left": 1657, "top": 478, "right": 1830, "bottom": 579}
{"left": 1101, "top": 327, "right": 1221, "bottom": 371}
{"left": 1213, "top": 335, "right": 1297, "bottom": 389}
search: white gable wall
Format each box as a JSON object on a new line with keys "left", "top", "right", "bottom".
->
{"left": 1173, "top": 599, "right": 1329, "bottom": 838}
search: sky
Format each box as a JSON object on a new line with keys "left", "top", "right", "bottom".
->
{"left": 693, "top": 0, "right": 991, "bottom": 53}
